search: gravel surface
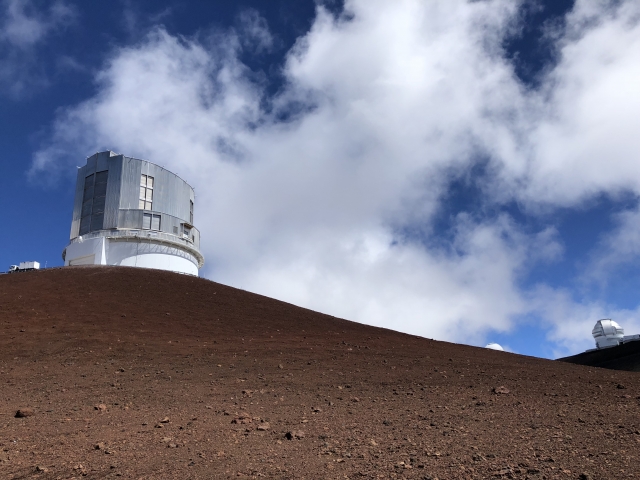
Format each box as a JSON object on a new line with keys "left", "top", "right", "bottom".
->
{"left": 1, "top": 266, "right": 639, "bottom": 479}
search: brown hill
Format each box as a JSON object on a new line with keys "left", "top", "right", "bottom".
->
{"left": 1, "top": 266, "right": 639, "bottom": 479}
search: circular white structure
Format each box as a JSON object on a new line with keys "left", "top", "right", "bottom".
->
{"left": 592, "top": 319, "right": 624, "bottom": 349}
{"left": 485, "top": 343, "right": 504, "bottom": 351}
{"left": 62, "top": 151, "right": 204, "bottom": 275}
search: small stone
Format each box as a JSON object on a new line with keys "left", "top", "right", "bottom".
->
{"left": 285, "top": 430, "right": 305, "bottom": 440}
{"left": 95, "top": 442, "right": 106, "bottom": 450}
{"left": 94, "top": 404, "right": 107, "bottom": 412}
{"left": 15, "top": 408, "right": 35, "bottom": 418}
{"left": 257, "top": 422, "right": 270, "bottom": 431}
{"left": 312, "top": 407, "right": 322, "bottom": 413}
{"left": 168, "top": 443, "right": 178, "bottom": 448}
{"left": 231, "top": 414, "right": 252, "bottom": 424}
{"left": 35, "top": 466, "right": 49, "bottom": 473}
{"left": 160, "top": 417, "right": 170, "bottom": 423}
{"left": 616, "top": 384, "right": 626, "bottom": 389}
{"left": 492, "top": 386, "right": 510, "bottom": 395}
{"left": 278, "top": 364, "right": 283, "bottom": 369}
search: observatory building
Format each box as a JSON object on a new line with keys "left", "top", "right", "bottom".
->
{"left": 558, "top": 318, "right": 640, "bottom": 372}
{"left": 591, "top": 319, "right": 640, "bottom": 349}
{"left": 62, "top": 151, "right": 204, "bottom": 276}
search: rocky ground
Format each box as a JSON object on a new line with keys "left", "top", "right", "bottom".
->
{"left": 1, "top": 266, "right": 639, "bottom": 479}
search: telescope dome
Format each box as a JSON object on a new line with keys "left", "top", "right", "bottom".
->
{"left": 485, "top": 343, "right": 504, "bottom": 351}
{"left": 592, "top": 319, "right": 624, "bottom": 349}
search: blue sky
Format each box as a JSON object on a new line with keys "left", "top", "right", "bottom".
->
{"left": 2, "top": 0, "right": 640, "bottom": 359}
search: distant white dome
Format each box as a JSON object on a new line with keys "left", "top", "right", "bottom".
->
{"left": 592, "top": 319, "right": 624, "bottom": 349}
{"left": 485, "top": 343, "right": 504, "bottom": 351}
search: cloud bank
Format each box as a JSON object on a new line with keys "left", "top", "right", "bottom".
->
{"left": 31, "top": 0, "right": 640, "bottom": 356}
{"left": 0, "top": 0, "right": 75, "bottom": 96}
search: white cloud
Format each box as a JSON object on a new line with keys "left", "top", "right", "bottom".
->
{"left": 0, "top": 0, "right": 75, "bottom": 96}
{"left": 31, "top": 0, "right": 640, "bottom": 353}
{"left": 580, "top": 206, "right": 640, "bottom": 288}
{"left": 494, "top": 0, "right": 640, "bottom": 207}
{"left": 236, "top": 9, "right": 274, "bottom": 53}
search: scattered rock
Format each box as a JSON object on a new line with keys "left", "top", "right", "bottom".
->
{"left": 15, "top": 408, "right": 35, "bottom": 418}
{"left": 232, "top": 414, "right": 252, "bottom": 424}
{"left": 256, "top": 422, "right": 270, "bottom": 431}
{"left": 160, "top": 417, "right": 170, "bottom": 423}
{"left": 312, "top": 407, "right": 322, "bottom": 413}
{"left": 278, "top": 364, "right": 284, "bottom": 369}
{"left": 94, "top": 404, "right": 107, "bottom": 412}
{"left": 616, "top": 384, "right": 626, "bottom": 389}
{"left": 95, "top": 442, "right": 106, "bottom": 450}
{"left": 35, "top": 466, "right": 48, "bottom": 473}
{"left": 492, "top": 386, "right": 510, "bottom": 395}
{"left": 285, "top": 430, "right": 305, "bottom": 440}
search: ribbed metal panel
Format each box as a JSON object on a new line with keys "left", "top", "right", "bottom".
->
{"left": 96, "top": 151, "right": 110, "bottom": 171}
{"left": 86, "top": 154, "right": 97, "bottom": 173}
{"left": 120, "top": 157, "right": 193, "bottom": 224}
{"left": 120, "top": 156, "right": 143, "bottom": 210}
{"left": 103, "top": 155, "right": 123, "bottom": 229}
{"left": 69, "top": 167, "right": 86, "bottom": 239}
{"left": 118, "top": 209, "right": 144, "bottom": 229}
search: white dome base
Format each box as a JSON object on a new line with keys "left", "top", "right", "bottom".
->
{"left": 64, "top": 235, "right": 199, "bottom": 276}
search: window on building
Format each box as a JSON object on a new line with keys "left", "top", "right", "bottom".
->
{"left": 190, "top": 200, "right": 194, "bottom": 224}
{"left": 139, "top": 174, "right": 154, "bottom": 210}
{"left": 142, "top": 213, "right": 161, "bottom": 231}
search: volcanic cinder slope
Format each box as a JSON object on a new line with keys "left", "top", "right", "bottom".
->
{"left": 1, "top": 268, "right": 639, "bottom": 479}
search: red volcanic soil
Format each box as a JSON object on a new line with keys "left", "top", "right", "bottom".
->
{"left": 1, "top": 267, "right": 640, "bottom": 479}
